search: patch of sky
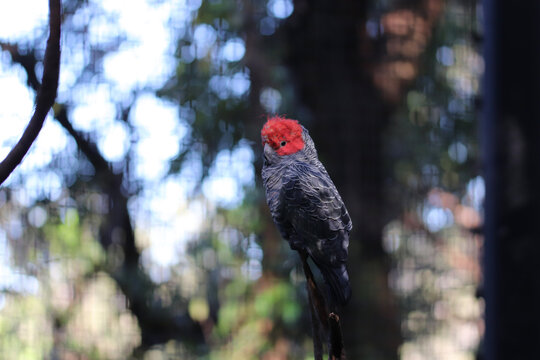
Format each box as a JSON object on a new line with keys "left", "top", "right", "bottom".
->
{"left": 466, "top": 176, "right": 485, "bottom": 212}
{"left": 132, "top": 94, "right": 186, "bottom": 181}
{"left": 220, "top": 38, "right": 246, "bottom": 62}
{"left": 0, "top": 230, "right": 39, "bottom": 310}
{"left": 209, "top": 72, "right": 251, "bottom": 99}
{"left": 28, "top": 205, "right": 48, "bottom": 228}
{"left": 98, "top": 121, "right": 131, "bottom": 162}
{"left": 99, "top": 0, "right": 178, "bottom": 93}
{"left": 448, "top": 141, "right": 468, "bottom": 164}
{"left": 202, "top": 143, "right": 255, "bottom": 208}
{"left": 267, "top": 0, "right": 294, "bottom": 19}
{"left": 193, "top": 24, "right": 217, "bottom": 59}
{"left": 0, "top": 0, "right": 48, "bottom": 41}
{"left": 0, "top": 68, "right": 35, "bottom": 154}
{"left": 137, "top": 193, "right": 206, "bottom": 272}
{"left": 422, "top": 205, "right": 454, "bottom": 233}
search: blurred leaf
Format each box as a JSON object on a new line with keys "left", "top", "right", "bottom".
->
{"left": 189, "top": 297, "right": 210, "bottom": 322}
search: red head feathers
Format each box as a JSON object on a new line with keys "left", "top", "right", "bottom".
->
{"left": 261, "top": 116, "right": 305, "bottom": 156}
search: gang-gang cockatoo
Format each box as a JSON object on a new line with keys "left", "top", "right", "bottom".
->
{"left": 261, "top": 116, "right": 352, "bottom": 306}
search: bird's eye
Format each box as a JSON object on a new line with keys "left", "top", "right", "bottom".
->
{"left": 280, "top": 141, "right": 287, "bottom": 147}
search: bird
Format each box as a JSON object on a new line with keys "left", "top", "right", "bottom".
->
{"left": 261, "top": 115, "right": 352, "bottom": 306}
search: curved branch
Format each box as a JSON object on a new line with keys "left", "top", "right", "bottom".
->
{"left": 3, "top": 36, "right": 206, "bottom": 350}
{"left": 0, "top": 0, "right": 206, "bottom": 351}
{"left": 0, "top": 0, "right": 61, "bottom": 185}
{"left": 299, "top": 251, "right": 346, "bottom": 359}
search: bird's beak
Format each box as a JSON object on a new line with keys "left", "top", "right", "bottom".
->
{"left": 263, "top": 143, "right": 272, "bottom": 162}
{"left": 264, "top": 143, "right": 272, "bottom": 155}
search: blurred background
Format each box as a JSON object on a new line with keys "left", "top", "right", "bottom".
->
{"left": 0, "top": 0, "right": 485, "bottom": 359}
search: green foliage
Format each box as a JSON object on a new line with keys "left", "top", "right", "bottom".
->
{"left": 0, "top": 296, "right": 51, "bottom": 359}
{"left": 158, "top": 0, "right": 252, "bottom": 176}
{"left": 46, "top": 208, "right": 83, "bottom": 256}
{"left": 254, "top": 282, "right": 300, "bottom": 324}
{"left": 221, "top": 192, "right": 264, "bottom": 234}
{"left": 197, "top": 0, "right": 241, "bottom": 26}
{"left": 44, "top": 207, "right": 105, "bottom": 272}
{"left": 210, "top": 279, "right": 303, "bottom": 359}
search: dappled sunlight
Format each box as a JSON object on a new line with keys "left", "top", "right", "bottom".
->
{"left": 387, "top": 198, "right": 483, "bottom": 360}
{"left": 267, "top": 0, "right": 294, "bottom": 19}
{"left": 0, "top": 0, "right": 47, "bottom": 40}
{"left": 66, "top": 274, "right": 141, "bottom": 359}
{"left": 0, "top": 0, "right": 487, "bottom": 358}
{"left": 382, "top": 2, "right": 483, "bottom": 358}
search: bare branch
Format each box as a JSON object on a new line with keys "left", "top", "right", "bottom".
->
{"left": 2, "top": 16, "right": 205, "bottom": 348}
{"left": 329, "top": 312, "right": 345, "bottom": 360}
{"left": 300, "top": 251, "right": 346, "bottom": 360}
{"left": 55, "top": 106, "right": 112, "bottom": 176}
{"left": 0, "top": 0, "right": 61, "bottom": 185}
{"left": 300, "top": 251, "right": 329, "bottom": 331}
{"left": 308, "top": 292, "right": 324, "bottom": 360}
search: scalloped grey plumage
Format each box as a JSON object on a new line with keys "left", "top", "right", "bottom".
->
{"left": 262, "top": 125, "right": 352, "bottom": 305}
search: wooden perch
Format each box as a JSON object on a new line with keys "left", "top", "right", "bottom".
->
{"left": 329, "top": 312, "right": 345, "bottom": 360}
{"left": 299, "top": 251, "right": 346, "bottom": 360}
{"left": 0, "top": 0, "right": 61, "bottom": 185}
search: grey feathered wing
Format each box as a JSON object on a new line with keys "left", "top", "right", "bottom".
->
{"left": 280, "top": 162, "right": 352, "bottom": 305}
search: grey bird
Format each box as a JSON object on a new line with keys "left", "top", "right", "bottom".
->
{"left": 261, "top": 116, "right": 352, "bottom": 306}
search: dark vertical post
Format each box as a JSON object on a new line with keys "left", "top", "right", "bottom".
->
{"left": 483, "top": 1, "right": 540, "bottom": 359}
{"left": 481, "top": 0, "right": 498, "bottom": 358}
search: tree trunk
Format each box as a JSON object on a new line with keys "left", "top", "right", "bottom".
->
{"left": 283, "top": 1, "right": 401, "bottom": 358}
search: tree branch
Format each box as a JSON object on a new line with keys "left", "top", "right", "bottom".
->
{"left": 55, "top": 106, "right": 112, "bottom": 175}
{"left": 329, "top": 312, "right": 345, "bottom": 360}
{"left": 299, "top": 251, "right": 346, "bottom": 360}
{"left": 307, "top": 289, "right": 324, "bottom": 360}
{"left": 0, "top": 0, "right": 61, "bottom": 185}
{"left": 2, "top": 23, "right": 206, "bottom": 351}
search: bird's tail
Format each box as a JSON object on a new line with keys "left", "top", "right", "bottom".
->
{"left": 319, "top": 263, "right": 351, "bottom": 306}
